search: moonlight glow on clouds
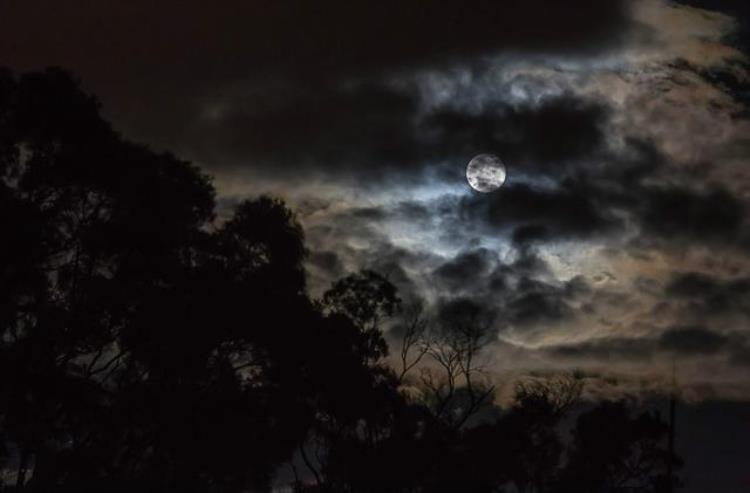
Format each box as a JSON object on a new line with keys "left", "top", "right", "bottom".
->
{"left": 292, "top": 0, "right": 750, "bottom": 402}
{"left": 215, "top": 0, "right": 746, "bottom": 401}
{"left": 3, "top": 0, "right": 749, "bottom": 403}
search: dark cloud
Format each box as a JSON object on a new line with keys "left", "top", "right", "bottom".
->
{"left": 636, "top": 186, "right": 744, "bottom": 242}
{"left": 433, "top": 248, "right": 497, "bottom": 290}
{"left": 508, "top": 289, "right": 573, "bottom": 326}
{"left": 308, "top": 250, "right": 345, "bottom": 278}
{"left": 392, "top": 201, "right": 432, "bottom": 221}
{"left": 1, "top": 1, "right": 635, "bottom": 80}
{"left": 434, "top": 297, "right": 497, "bottom": 333}
{"left": 548, "top": 336, "right": 655, "bottom": 361}
{"left": 178, "top": 87, "right": 618, "bottom": 182}
{"left": 665, "top": 271, "right": 750, "bottom": 315}
{"left": 424, "top": 95, "right": 612, "bottom": 170}
{"left": 666, "top": 272, "right": 721, "bottom": 297}
{"left": 730, "top": 343, "right": 750, "bottom": 366}
{"left": 305, "top": 205, "right": 431, "bottom": 301}
{"left": 502, "top": 249, "right": 552, "bottom": 277}
{"left": 506, "top": 276, "right": 589, "bottom": 327}
{"left": 347, "top": 205, "right": 392, "bottom": 221}
{"left": 452, "top": 130, "right": 745, "bottom": 248}
{"left": 657, "top": 326, "right": 730, "bottom": 355}
{"left": 427, "top": 245, "right": 590, "bottom": 330}
{"left": 548, "top": 325, "right": 743, "bottom": 362}
{"left": 0, "top": 0, "right": 636, "bottom": 171}
{"left": 512, "top": 225, "right": 553, "bottom": 245}
{"left": 185, "top": 83, "right": 423, "bottom": 177}
{"left": 460, "top": 180, "right": 623, "bottom": 243}
{"left": 360, "top": 242, "right": 432, "bottom": 304}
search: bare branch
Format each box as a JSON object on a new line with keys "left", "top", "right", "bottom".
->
{"left": 397, "top": 303, "right": 429, "bottom": 383}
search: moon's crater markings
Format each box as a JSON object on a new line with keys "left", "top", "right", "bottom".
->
{"left": 466, "top": 154, "right": 506, "bottom": 192}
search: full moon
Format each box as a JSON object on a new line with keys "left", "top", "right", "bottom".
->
{"left": 466, "top": 154, "right": 506, "bottom": 192}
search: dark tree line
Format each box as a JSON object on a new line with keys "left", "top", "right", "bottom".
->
{"left": 0, "top": 68, "right": 680, "bottom": 492}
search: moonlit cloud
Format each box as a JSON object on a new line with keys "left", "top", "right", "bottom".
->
{"left": 3, "top": 0, "right": 748, "bottom": 402}
{"left": 266, "top": 0, "right": 750, "bottom": 401}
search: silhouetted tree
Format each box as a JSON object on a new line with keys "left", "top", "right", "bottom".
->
{"left": 555, "top": 400, "right": 681, "bottom": 493}
{"left": 321, "top": 269, "right": 400, "bottom": 364}
{"left": 395, "top": 301, "right": 428, "bottom": 384}
{"left": 299, "top": 270, "right": 407, "bottom": 490}
{"left": 416, "top": 298, "right": 496, "bottom": 430}
{"left": 0, "top": 67, "right": 342, "bottom": 492}
{"left": 493, "top": 374, "right": 584, "bottom": 493}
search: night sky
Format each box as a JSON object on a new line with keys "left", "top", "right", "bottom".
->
{"left": 3, "top": 1, "right": 749, "bottom": 490}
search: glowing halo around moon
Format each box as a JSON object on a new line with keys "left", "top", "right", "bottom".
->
{"left": 466, "top": 154, "right": 506, "bottom": 192}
